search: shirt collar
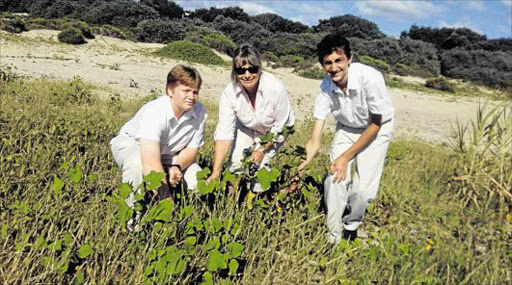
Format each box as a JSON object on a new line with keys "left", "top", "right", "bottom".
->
{"left": 165, "top": 95, "right": 197, "bottom": 123}
{"left": 330, "top": 64, "right": 361, "bottom": 94}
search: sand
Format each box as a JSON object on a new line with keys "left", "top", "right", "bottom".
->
{"left": 1, "top": 30, "right": 498, "bottom": 145}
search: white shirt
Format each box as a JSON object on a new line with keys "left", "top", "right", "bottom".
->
{"left": 214, "top": 71, "right": 295, "bottom": 141}
{"left": 120, "top": 95, "right": 206, "bottom": 156}
{"left": 314, "top": 63, "right": 394, "bottom": 128}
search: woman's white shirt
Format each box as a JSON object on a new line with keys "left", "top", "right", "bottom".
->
{"left": 313, "top": 63, "right": 394, "bottom": 128}
{"left": 214, "top": 71, "right": 295, "bottom": 141}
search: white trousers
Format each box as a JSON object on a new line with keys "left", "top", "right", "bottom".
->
{"left": 228, "top": 126, "right": 280, "bottom": 193}
{"left": 110, "top": 133, "right": 201, "bottom": 207}
{"left": 324, "top": 120, "right": 393, "bottom": 238}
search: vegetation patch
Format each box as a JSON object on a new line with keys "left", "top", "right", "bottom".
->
{"left": 154, "top": 41, "right": 225, "bottom": 66}
{"left": 58, "top": 26, "right": 86, "bottom": 44}
{"left": 425, "top": 77, "right": 455, "bottom": 93}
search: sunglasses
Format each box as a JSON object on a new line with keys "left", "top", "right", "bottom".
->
{"left": 234, "top": 66, "right": 259, "bottom": 75}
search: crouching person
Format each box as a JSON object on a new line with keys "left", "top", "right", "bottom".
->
{"left": 110, "top": 64, "right": 206, "bottom": 213}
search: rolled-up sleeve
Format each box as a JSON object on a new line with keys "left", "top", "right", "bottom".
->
{"left": 269, "top": 86, "right": 294, "bottom": 138}
{"left": 313, "top": 90, "right": 331, "bottom": 120}
{"left": 364, "top": 72, "right": 394, "bottom": 123}
{"left": 214, "top": 90, "right": 236, "bottom": 141}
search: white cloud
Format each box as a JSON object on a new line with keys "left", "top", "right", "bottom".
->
{"left": 239, "top": 2, "right": 275, "bottom": 15}
{"left": 466, "top": 1, "right": 487, "bottom": 11}
{"left": 355, "top": 1, "right": 445, "bottom": 20}
{"left": 502, "top": 0, "right": 512, "bottom": 7}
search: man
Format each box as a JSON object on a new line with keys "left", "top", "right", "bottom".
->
{"left": 298, "top": 33, "right": 394, "bottom": 244}
{"left": 110, "top": 64, "right": 206, "bottom": 208}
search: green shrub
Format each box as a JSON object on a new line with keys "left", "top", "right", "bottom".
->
{"left": 92, "top": 24, "right": 127, "bottom": 39}
{"left": 425, "top": 77, "right": 455, "bottom": 92}
{"left": 357, "top": 55, "right": 390, "bottom": 73}
{"left": 154, "top": 41, "right": 224, "bottom": 65}
{"left": 297, "top": 67, "right": 325, "bottom": 80}
{"left": 0, "top": 14, "right": 27, "bottom": 33}
{"left": 262, "top": 51, "right": 279, "bottom": 63}
{"left": 57, "top": 26, "right": 86, "bottom": 44}
{"left": 278, "top": 55, "right": 305, "bottom": 68}
{"left": 203, "top": 33, "right": 236, "bottom": 55}
{"left": 25, "top": 17, "right": 47, "bottom": 29}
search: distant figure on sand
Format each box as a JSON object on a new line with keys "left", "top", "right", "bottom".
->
{"left": 206, "top": 43, "right": 295, "bottom": 197}
{"left": 298, "top": 33, "right": 395, "bottom": 244}
{"left": 110, "top": 64, "right": 206, "bottom": 212}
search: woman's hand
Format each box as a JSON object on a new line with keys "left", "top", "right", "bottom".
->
{"left": 251, "top": 148, "right": 265, "bottom": 164}
{"left": 168, "top": 165, "right": 183, "bottom": 187}
{"left": 330, "top": 153, "right": 351, "bottom": 183}
{"left": 206, "top": 171, "right": 220, "bottom": 185}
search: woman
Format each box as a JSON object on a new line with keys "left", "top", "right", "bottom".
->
{"left": 206, "top": 43, "right": 295, "bottom": 194}
{"left": 298, "top": 33, "right": 394, "bottom": 243}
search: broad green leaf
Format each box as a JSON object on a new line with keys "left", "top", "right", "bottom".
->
{"left": 147, "top": 248, "right": 157, "bottom": 261}
{"left": 114, "top": 200, "right": 133, "bottom": 225}
{"left": 165, "top": 249, "right": 185, "bottom": 276}
{"left": 117, "top": 183, "right": 133, "bottom": 199}
{"left": 212, "top": 218, "right": 223, "bottom": 232}
{"left": 63, "top": 233, "right": 73, "bottom": 246}
{"left": 184, "top": 236, "right": 196, "bottom": 245}
{"left": 35, "top": 236, "right": 47, "bottom": 249}
{"left": 74, "top": 271, "right": 85, "bottom": 285}
{"left": 78, "top": 244, "right": 93, "bottom": 259}
{"left": 222, "top": 170, "right": 236, "bottom": 184}
{"left": 143, "top": 171, "right": 166, "bottom": 191}
{"left": 197, "top": 179, "right": 218, "bottom": 195}
{"left": 154, "top": 259, "right": 167, "bottom": 279}
{"left": 52, "top": 177, "right": 65, "bottom": 195}
{"left": 143, "top": 265, "right": 153, "bottom": 276}
{"left": 196, "top": 167, "right": 211, "bottom": 180}
{"left": 204, "top": 236, "right": 220, "bottom": 252}
{"left": 221, "top": 234, "right": 229, "bottom": 244}
{"left": 154, "top": 200, "right": 174, "bottom": 222}
{"left": 179, "top": 205, "right": 193, "bottom": 221}
{"left": 69, "top": 166, "right": 82, "bottom": 183}
{"left": 255, "top": 168, "right": 280, "bottom": 191}
{"left": 201, "top": 272, "right": 213, "bottom": 285}
{"left": 87, "top": 173, "right": 97, "bottom": 183}
{"left": 206, "top": 249, "right": 227, "bottom": 272}
{"left": 228, "top": 259, "right": 239, "bottom": 276}
{"left": 48, "top": 240, "right": 63, "bottom": 252}
{"left": 227, "top": 242, "right": 244, "bottom": 258}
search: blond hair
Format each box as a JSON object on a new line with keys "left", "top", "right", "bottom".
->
{"left": 166, "top": 64, "right": 202, "bottom": 94}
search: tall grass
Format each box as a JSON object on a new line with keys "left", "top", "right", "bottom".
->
{"left": 1, "top": 75, "right": 510, "bottom": 284}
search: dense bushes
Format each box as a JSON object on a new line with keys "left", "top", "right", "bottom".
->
{"left": 425, "top": 77, "right": 455, "bottom": 92}
{"left": 314, "top": 14, "right": 385, "bottom": 39}
{"left": 136, "top": 19, "right": 187, "bottom": 43}
{"left": 203, "top": 33, "right": 236, "bottom": 55}
{"left": 261, "top": 32, "right": 323, "bottom": 58}
{"left": 58, "top": 26, "right": 86, "bottom": 44}
{"left": 0, "top": 14, "right": 27, "bottom": 33}
{"left": 154, "top": 41, "right": 225, "bottom": 65}
{"left": 440, "top": 49, "right": 512, "bottom": 89}
{"left": 251, "top": 13, "right": 309, "bottom": 34}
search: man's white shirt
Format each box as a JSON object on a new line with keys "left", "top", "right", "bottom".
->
{"left": 314, "top": 62, "right": 394, "bottom": 128}
{"left": 120, "top": 95, "right": 206, "bottom": 156}
{"left": 214, "top": 71, "right": 295, "bottom": 141}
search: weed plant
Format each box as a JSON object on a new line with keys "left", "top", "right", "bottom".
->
{"left": 1, "top": 75, "right": 510, "bottom": 284}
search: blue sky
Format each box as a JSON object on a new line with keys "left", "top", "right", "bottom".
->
{"left": 176, "top": 0, "right": 512, "bottom": 39}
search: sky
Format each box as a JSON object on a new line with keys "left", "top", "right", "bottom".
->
{"left": 175, "top": 0, "right": 512, "bottom": 39}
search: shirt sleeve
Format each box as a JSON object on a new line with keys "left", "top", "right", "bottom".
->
{"left": 135, "top": 105, "right": 162, "bottom": 142}
{"left": 364, "top": 71, "right": 393, "bottom": 123}
{"left": 269, "top": 85, "right": 295, "bottom": 140}
{"left": 187, "top": 109, "right": 207, "bottom": 148}
{"left": 313, "top": 89, "right": 331, "bottom": 120}
{"left": 214, "top": 89, "right": 236, "bottom": 141}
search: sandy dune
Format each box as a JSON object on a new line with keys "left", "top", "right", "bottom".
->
{"left": 1, "top": 30, "right": 498, "bottom": 144}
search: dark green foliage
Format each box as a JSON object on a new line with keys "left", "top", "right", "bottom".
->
{"left": 136, "top": 19, "right": 188, "bottom": 43}
{"left": 203, "top": 33, "right": 237, "bottom": 55}
{"left": 189, "top": 6, "right": 250, "bottom": 23}
{"left": 296, "top": 66, "right": 326, "bottom": 80}
{"left": 440, "top": 49, "right": 512, "bottom": 89}
{"left": 0, "top": 0, "right": 34, "bottom": 13}
{"left": 262, "top": 51, "right": 279, "bottom": 63}
{"left": 251, "top": 13, "right": 309, "bottom": 34}
{"left": 0, "top": 14, "right": 27, "bottom": 33}
{"left": 356, "top": 55, "right": 390, "bottom": 73}
{"left": 401, "top": 25, "right": 487, "bottom": 50}
{"left": 57, "top": 26, "right": 86, "bottom": 44}
{"left": 82, "top": 0, "right": 159, "bottom": 28}
{"left": 425, "top": 77, "right": 455, "bottom": 92}
{"left": 261, "top": 32, "right": 323, "bottom": 58}
{"left": 154, "top": 41, "right": 225, "bottom": 65}
{"left": 350, "top": 37, "right": 402, "bottom": 65}
{"left": 398, "top": 37, "right": 440, "bottom": 77}
{"left": 140, "top": 0, "right": 183, "bottom": 19}
{"left": 212, "top": 15, "right": 270, "bottom": 47}
{"left": 314, "top": 14, "right": 385, "bottom": 39}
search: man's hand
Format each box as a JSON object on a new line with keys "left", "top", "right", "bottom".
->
{"left": 330, "top": 153, "right": 351, "bottom": 183}
{"left": 206, "top": 171, "right": 220, "bottom": 185}
{"left": 168, "top": 165, "right": 183, "bottom": 187}
{"left": 251, "top": 148, "right": 264, "bottom": 164}
{"left": 297, "top": 159, "right": 311, "bottom": 173}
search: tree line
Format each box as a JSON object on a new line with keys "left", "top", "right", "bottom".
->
{"left": 1, "top": 0, "right": 511, "bottom": 89}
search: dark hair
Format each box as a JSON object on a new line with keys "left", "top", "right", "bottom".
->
{"left": 166, "top": 64, "right": 202, "bottom": 94}
{"left": 316, "top": 32, "right": 352, "bottom": 64}
{"left": 231, "top": 43, "right": 262, "bottom": 82}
